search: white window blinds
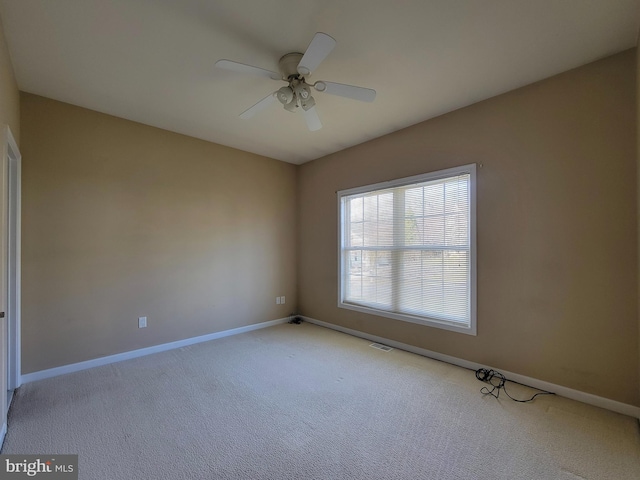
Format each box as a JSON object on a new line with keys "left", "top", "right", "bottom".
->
{"left": 338, "top": 164, "right": 476, "bottom": 334}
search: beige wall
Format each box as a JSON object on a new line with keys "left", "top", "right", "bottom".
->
{"left": 0, "top": 14, "right": 18, "bottom": 143}
{"left": 20, "top": 93, "right": 297, "bottom": 373}
{"left": 299, "top": 49, "right": 639, "bottom": 406}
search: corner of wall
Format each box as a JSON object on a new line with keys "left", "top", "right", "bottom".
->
{"left": 294, "top": 162, "right": 302, "bottom": 316}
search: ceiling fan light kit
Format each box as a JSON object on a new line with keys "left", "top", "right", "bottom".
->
{"left": 276, "top": 86, "right": 294, "bottom": 105}
{"left": 215, "top": 32, "right": 376, "bottom": 131}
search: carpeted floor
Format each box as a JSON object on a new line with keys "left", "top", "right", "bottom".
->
{"left": 3, "top": 322, "right": 640, "bottom": 479}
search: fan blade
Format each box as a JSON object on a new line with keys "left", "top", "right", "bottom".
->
{"left": 297, "top": 33, "right": 336, "bottom": 76}
{"left": 303, "top": 106, "right": 322, "bottom": 131}
{"left": 239, "top": 93, "right": 277, "bottom": 119}
{"left": 313, "top": 81, "right": 376, "bottom": 102}
{"left": 215, "top": 60, "right": 281, "bottom": 80}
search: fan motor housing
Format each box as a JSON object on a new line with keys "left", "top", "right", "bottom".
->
{"left": 279, "top": 53, "right": 304, "bottom": 79}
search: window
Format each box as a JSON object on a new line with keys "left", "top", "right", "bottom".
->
{"left": 338, "top": 164, "right": 476, "bottom": 335}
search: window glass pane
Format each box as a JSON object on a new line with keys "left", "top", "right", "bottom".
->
{"left": 395, "top": 249, "right": 470, "bottom": 322}
{"left": 345, "top": 250, "right": 393, "bottom": 308}
{"left": 422, "top": 249, "right": 444, "bottom": 282}
{"left": 346, "top": 250, "right": 363, "bottom": 301}
{"left": 378, "top": 193, "right": 394, "bottom": 246}
{"left": 442, "top": 250, "right": 469, "bottom": 321}
{"left": 424, "top": 183, "right": 444, "bottom": 216}
{"left": 405, "top": 187, "right": 422, "bottom": 217}
{"left": 445, "top": 177, "right": 469, "bottom": 213}
{"left": 348, "top": 250, "right": 362, "bottom": 272}
{"left": 399, "top": 250, "right": 422, "bottom": 313}
{"left": 363, "top": 195, "right": 377, "bottom": 222}
{"left": 445, "top": 213, "right": 468, "bottom": 246}
{"left": 350, "top": 197, "right": 363, "bottom": 222}
{"left": 422, "top": 250, "right": 444, "bottom": 315}
{"left": 405, "top": 187, "right": 424, "bottom": 246}
{"left": 350, "top": 221, "right": 363, "bottom": 247}
{"left": 372, "top": 250, "right": 393, "bottom": 307}
{"left": 363, "top": 221, "right": 377, "bottom": 247}
{"left": 405, "top": 217, "right": 423, "bottom": 246}
{"left": 424, "top": 216, "right": 445, "bottom": 246}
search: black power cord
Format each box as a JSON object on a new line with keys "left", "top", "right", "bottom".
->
{"left": 475, "top": 368, "right": 555, "bottom": 403}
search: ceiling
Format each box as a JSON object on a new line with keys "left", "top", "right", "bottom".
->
{"left": 0, "top": 0, "right": 638, "bottom": 165}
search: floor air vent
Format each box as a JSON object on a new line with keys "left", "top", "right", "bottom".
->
{"left": 369, "top": 343, "right": 393, "bottom": 352}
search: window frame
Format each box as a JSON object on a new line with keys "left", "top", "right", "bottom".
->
{"left": 337, "top": 163, "right": 477, "bottom": 336}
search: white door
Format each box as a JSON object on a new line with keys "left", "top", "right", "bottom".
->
{"left": 0, "top": 125, "right": 21, "bottom": 445}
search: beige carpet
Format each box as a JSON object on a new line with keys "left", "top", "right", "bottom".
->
{"left": 3, "top": 322, "right": 640, "bottom": 479}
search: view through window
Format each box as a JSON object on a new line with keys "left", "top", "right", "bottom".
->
{"left": 338, "top": 164, "right": 476, "bottom": 335}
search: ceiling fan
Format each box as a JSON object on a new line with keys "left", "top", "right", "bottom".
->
{"left": 215, "top": 32, "right": 376, "bottom": 131}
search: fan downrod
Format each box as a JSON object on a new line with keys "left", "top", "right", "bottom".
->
{"left": 279, "top": 53, "right": 304, "bottom": 80}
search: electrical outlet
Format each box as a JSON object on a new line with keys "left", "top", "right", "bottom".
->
{"left": 280, "top": 296, "right": 286, "bottom": 304}
{"left": 276, "top": 297, "right": 281, "bottom": 305}
{"left": 138, "top": 316, "right": 147, "bottom": 328}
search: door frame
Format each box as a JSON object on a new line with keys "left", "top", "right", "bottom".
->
{"left": 3, "top": 125, "right": 21, "bottom": 392}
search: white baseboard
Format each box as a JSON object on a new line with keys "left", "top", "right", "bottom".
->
{"left": 302, "top": 316, "right": 640, "bottom": 420}
{"left": 21, "top": 317, "right": 290, "bottom": 384}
